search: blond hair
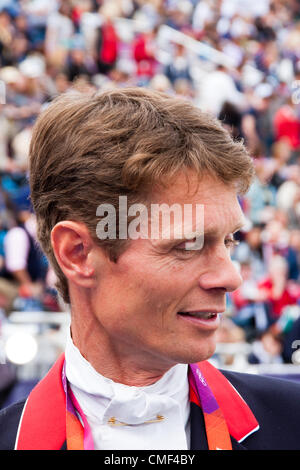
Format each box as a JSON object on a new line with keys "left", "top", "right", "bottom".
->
{"left": 29, "top": 87, "right": 254, "bottom": 303}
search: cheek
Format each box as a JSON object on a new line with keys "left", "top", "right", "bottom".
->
{"left": 134, "top": 260, "right": 189, "bottom": 296}
{"left": 107, "top": 248, "right": 197, "bottom": 315}
{"left": 119, "top": 270, "right": 184, "bottom": 322}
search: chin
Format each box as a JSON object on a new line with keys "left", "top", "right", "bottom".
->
{"left": 169, "top": 340, "right": 217, "bottom": 366}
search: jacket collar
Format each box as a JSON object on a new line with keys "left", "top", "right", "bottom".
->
{"left": 15, "top": 354, "right": 259, "bottom": 450}
{"left": 194, "top": 361, "right": 259, "bottom": 444}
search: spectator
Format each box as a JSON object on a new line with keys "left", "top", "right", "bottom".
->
{"left": 0, "top": 8, "right": 14, "bottom": 66}
{"left": 164, "top": 43, "right": 193, "bottom": 85}
{"left": 65, "top": 38, "right": 95, "bottom": 82}
{"left": 230, "top": 261, "right": 271, "bottom": 340}
{"left": 133, "top": 26, "right": 159, "bottom": 82}
{"left": 95, "top": 3, "right": 119, "bottom": 75}
{"left": 196, "top": 64, "right": 247, "bottom": 117}
{"left": 273, "top": 97, "right": 300, "bottom": 150}
{"left": 45, "top": 1, "right": 74, "bottom": 68}
{"left": 248, "top": 329, "right": 284, "bottom": 364}
{"left": 258, "top": 255, "right": 299, "bottom": 320}
{"left": 0, "top": 207, "right": 48, "bottom": 313}
{"left": 244, "top": 158, "right": 277, "bottom": 224}
{"left": 233, "top": 224, "right": 266, "bottom": 280}
{"left": 261, "top": 218, "right": 299, "bottom": 280}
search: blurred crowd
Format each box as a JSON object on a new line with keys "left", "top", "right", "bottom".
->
{"left": 0, "top": 0, "right": 299, "bottom": 367}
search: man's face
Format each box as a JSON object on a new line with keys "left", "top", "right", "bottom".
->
{"left": 91, "top": 172, "right": 244, "bottom": 371}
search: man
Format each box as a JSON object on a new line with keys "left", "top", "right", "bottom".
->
{"left": 0, "top": 87, "right": 300, "bottom": 450}
{"left": 0, "top": 206, "right": 48, "bottom": 312}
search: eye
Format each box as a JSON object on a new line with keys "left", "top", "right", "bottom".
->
{"left": 173, "top": 239, "right": 199, "bottom": 256}
{"left": 225, "top": 236, "right": 240, "bottom": 250}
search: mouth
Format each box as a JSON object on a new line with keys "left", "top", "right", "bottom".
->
{"left": 177, "top": 311, "right": 221, "bottom": 329}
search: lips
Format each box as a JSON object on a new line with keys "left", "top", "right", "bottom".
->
{"left": 178, "top": 311, "right": 217, "bottom": 319}
{"left": 177, "top": 310, "right": 221, "bottom": 329}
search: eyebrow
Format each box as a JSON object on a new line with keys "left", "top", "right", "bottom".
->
{"left": 183, "top": 217, "right": 246, "bottom": 239}
{"left": 152, "top": 218, "right": 247, "bottom": 247}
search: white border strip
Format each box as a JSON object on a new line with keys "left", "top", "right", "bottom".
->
{"left": 238, "top": 425, "right": 260, "bottom": 443}
{"left": 14, "top": 398, "right": 29, "bottom": 450}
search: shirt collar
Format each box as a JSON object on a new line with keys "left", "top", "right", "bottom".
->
{"left": 65, "top": 329, "right": 190, "bottom": 426}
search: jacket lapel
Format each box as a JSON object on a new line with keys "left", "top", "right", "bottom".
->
{"left": 15, "top": 354, "right": 66, "bottom": 450}
{"left": 190, "top": 361, "right": 259, "bottom": 449}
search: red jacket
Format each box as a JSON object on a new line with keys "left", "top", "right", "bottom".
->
{"left": 258, "top": 277, "right": 298, "bottom": 317}
{"left": 99, "top": 22, "right": 119, "bottom": 65}
{"left": 133, "top": 34, "right": 157, "bottom": 77}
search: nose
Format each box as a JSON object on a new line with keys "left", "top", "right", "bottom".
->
{"left": 197, "top": 252, "right": 243, "bottom": 293}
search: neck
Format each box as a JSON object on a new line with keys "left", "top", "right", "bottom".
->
{"left": 70, "top": 299, "right": 174, "bottom": 387}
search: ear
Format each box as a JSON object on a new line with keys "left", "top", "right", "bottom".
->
{"left": 51, "top": 221, "right": 101, "bottom": 290}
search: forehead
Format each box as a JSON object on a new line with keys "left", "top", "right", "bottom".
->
{"left": 149, "top": 171, "right": 245, "bottom": 234}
